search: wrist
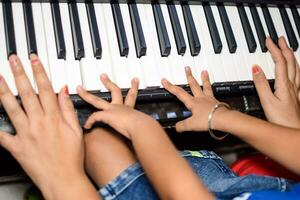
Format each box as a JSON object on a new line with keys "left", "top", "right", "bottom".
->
{"left": 40, "top": 170, "right": 91, "bottom": 200}
{"left": 211, "top": 107, "right": 236, "bottom": 131}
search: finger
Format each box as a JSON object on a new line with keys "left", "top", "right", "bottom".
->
{"left": 30, "top": 54, "right": 59, "bottom": 114}
{"left": 162, "top": 78, "right": 193, "bottom": 109}
{"left": 0, "top": 131, "right": 15, "bottom": 154}
{"left": 266, "top": 37, "right": 289, "bottom": 87}
{"left": 77, "top": 86, "right": 109, "bottom": 110}
{"left": 58, "top": 86, "right": 81, "bottom": 132}
{"left": 84, "top": 112, "right": 109, "bottom": 129}
{"left": 201, "top": 70, "right": 214, "bottom": 97}
{"left": 296, "top": 64, "right": 300, "bottom": 89}
{"left": 185, "top": 66, "right": 202, "bottom": 97}
{"left": 252, "top": 65, "right": 274, "bottom": 105}
{"left": 100, "top": 74, "right": 123, "bottom": 104}
{"left": 125, "top": 78, "right": 139, "bottom": 107}
{"left": 9, "top": 55, "right": 43, "bottom": 117}
{"left": 278, "top": 37, "right": 296, "bottom": 83}
{"left": 0, "top": 75, "right": 27, "bottom": 129}
{"left": 175, "top": 118, "right": 195, "bottom": 133}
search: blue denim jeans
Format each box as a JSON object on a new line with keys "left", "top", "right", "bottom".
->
{"left": 99, "top": 150, "right": 295, "bottom": 200}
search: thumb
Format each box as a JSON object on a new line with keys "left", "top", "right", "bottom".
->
{"left": 0, "top": 131, "right": 15, "bottom": 153}
{"left": 175, "top": 118, "right": 194, "bottom": 133}
{"left": 252, "top": 65, "right": 274, "bottom": 105}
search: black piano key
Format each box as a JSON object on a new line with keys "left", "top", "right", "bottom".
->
{"left": 129, "top": 3, "right": 147, "bottom": 58}
{"left": 291, "top": 6, "right": 300, "bottom": 38}
{"left": 249, "top": 5, "right": 267, "bottom": 52}
{"left": 279, "top": 6, "right": 299, "bottom": 51}
{"left": 51, "top": 2, "right": 66, "bottom": 59}
{"left": 261, "top": 5, "right": 278, "bottom": 44}
{"left": 167, "top": 3, "right": 186, "bottom": 55}
{"left": 218, "top": 3, "right": 237, "bottom": 53}
{"left": 181, "top": 3, "right": 201, "bottom": 56}
{"left": 203, "top": 3, "right": 223, "bottom": 54}
{"left": 68, "top": 3, "right": 85, "bottom": 60}
{"left": 23, "top": 2, "right": 37, "bottom": 57}
{"left": 237, "top": 5, "right": 257, "bottom": 53}
{"left": 111, "top": 3, "right": 129, "bottom": 57}
{"left": 3, "top": 2, "right": 17, "bottom": 57}
{"left": 86, "top": 3, "right": 102, "bottom": 59}
{"left": 152, "top": 4, "right": 171, "bottom": 57}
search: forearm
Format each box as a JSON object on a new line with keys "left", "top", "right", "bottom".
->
{"left": 41, "top": 173, "right": 101, "bottom": 200}
{"left": 130, "top": 118, "right": 214, "bottom": 200}
{"left": 214, "top": 110, "right": 300, "bottom": 174}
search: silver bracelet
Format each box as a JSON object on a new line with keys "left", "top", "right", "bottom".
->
{"left": 208, "top": 103, "right": 231, "bottom": 141}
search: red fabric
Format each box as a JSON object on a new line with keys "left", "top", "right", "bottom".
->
{"left": 230, "top": 154, "right": 300, "bottom": 182}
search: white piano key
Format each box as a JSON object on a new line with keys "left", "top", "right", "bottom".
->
{"left": 175, "top": 4, "right": 199, "bottom": 84}
{"left": 32, "top": 3, "right": 50, "bottom": 80}
{"left": 0, "top": 3, "right": 17, "bottom": 95}
{"left": 77, "top": 3, "right": 101, "bottom": 91}
{"left": 41, "top": 3, "right": 66, "bottom": 93}
{"left": 226, "top": 6, "right": 253, "bottom": 81}
{"left": 257, "top": 6, "right": 275, "bottom": 79}
{"left": 60, "top": 3, "right": 82, "bottom": 94}
{"left": 137, "top": 4, "right": 161, "bottom": 88}
{"left": 144, "top": 4, "right": 173, "bottom": 84}
{"left": 245, "top": 6, "right": 273, "bottom": 79}
{"left": 269, "top": 7, "right": 288, "bottom": 40}
{"left": 193, "top": 5, "right": 225, "bottom": 83}
{"left": 211, "top": 5, "right": 239, "bottom": 82}
{"left": 162, "top": 4, "right": 186, "bottom": 86}
{"left": 286, "top": 7, "right": 300, "bottom": 64}
{"left": 190, "top": 5, "right": 214, "bottom": 83}
{"left": 102, "top": 3, "right": 131, "bottom": 89}
{"left": 120, "top": 4, "right": 146, "bottom": 89}
{"left": 12, "top": 3, "right": 36, "bottom": 90}
{"left": 93, "top": 4, "right": 115, "bottom": 92}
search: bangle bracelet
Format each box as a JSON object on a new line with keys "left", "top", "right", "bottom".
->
{"left": 208, "top": 103, "right": 231, "bottom": 141}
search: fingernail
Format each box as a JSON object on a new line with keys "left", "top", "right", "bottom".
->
{"left": 30, "top": 54, "right": 40, "bottom": 66}
{"left": 162, "top": 78, "right": 169, "bottom": 84}
{"left": 252, "top": 66, "right": 260, "bottom": 74}
{"left": 64, "top": 85, "right": 69, "bottom": 96}
{"left": 133, "top": 77, "right": 139, "bottom": 83}
{"left": 185, "top": 66, "right": 191, "bottom": 72}
{"left": 9, "top": 55, "right": 18, "bottom": 68}
{"left": 202, "top": 70, "right": 208, "bottom": 76}
{"left": 0, "top": 75, "right": 3, "bottom": 83}
{"left": 100, "top": 74, "right": 108, "bottom": 80}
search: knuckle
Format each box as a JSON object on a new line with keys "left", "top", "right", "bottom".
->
{"left": 19, "top": 88, "right": 34, "bottom": 98}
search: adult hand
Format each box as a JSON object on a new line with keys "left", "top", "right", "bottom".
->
{"left": 77, "top": 74, "right": 155, "bottom": 139}
{"left": 163, "top": 67, "right": 229, "bottom": 132}
{"left": 253, "top": 37, "right": 300, "bottom": 128}
{"left": 0, "top": 55, "right": 95, "bottom": 199}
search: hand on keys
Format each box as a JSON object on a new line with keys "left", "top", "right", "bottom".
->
{"left": 252, "top": 37, "right": 300, "bottom": 128}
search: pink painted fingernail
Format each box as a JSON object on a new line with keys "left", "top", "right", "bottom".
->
{"left": 252, "top": 66, "right": 260, "bottom": 74}
{"left": 64, "top": 85, "right": 69, "bottom": 96}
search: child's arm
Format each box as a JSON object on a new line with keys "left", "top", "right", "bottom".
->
{"left": 0, "top": 55, "right": 100, "bottom": 200}
{"left": 163, "top": 66, "right": 300, "bottom": 175}
{"left": 78, "top": 75, "right": 214, "bottom": 200}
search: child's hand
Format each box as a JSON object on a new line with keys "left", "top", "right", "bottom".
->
{"left": 0, "top": 55, "right": 86, "bottom": 198}
{"left": 163, "top": 67, "right": 229, "bottom": 132}
{"left": 77, "top": 74, "right": 154, "bottom": 139}
{"left": 253, "top": 37, "right": 300, "bottom": 128}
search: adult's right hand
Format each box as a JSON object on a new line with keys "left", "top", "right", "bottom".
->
{"left": 253, "top": 37, "right": 300, "bottom": 128}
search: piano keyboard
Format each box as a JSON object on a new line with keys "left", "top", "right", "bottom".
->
{"left": 0, "top": 1, "right": 299, "bottom": 96}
